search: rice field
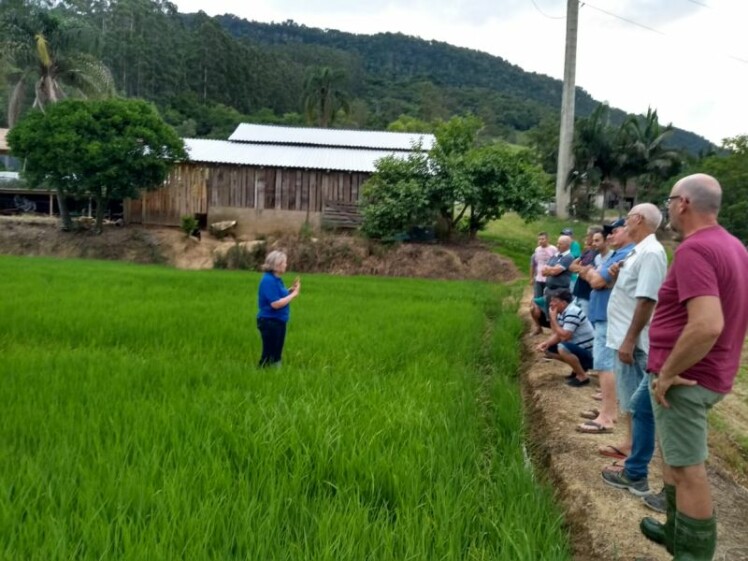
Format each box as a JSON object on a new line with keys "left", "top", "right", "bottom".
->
{"left": 0, "top": 255, "right": 571, "bottom": 560}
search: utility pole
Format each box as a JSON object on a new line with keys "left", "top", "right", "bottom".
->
{"left": 555, "top": 0, "right": 579, "bottom": 219}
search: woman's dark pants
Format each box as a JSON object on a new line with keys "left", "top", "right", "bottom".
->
{"left": 257, "top": 318, "right": 287, "bottom": 367}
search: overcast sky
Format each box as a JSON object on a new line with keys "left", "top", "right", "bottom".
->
{"left": 171, "top": 0, "right": 747, "bottom": 145}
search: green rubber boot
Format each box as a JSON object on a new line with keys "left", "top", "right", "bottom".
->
{"left": 640, "top": 483, "right": 676, "bottom": 553}
{"left": 673, "top": 511, "right": 717, "bottom": 561}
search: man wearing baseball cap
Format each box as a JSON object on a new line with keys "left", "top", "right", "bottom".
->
{"left": 561, "top": 227, "right": 582, "bottom": 259}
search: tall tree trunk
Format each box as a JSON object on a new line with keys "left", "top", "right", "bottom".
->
{"left": 617, "top": 179, "right": 628, "bottom": 217}
{"left": 56, "top": 189, "right": 73, "bottom": 231}
{"left": 600, "top": 186, "right": 607, "bottom": 224}
{"left": 94, "top": 193, "right": 106, "bottom": 234}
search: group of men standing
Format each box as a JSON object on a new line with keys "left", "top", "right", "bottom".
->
{"left": 529, "top": 173, "right": 748, "bottom": 560}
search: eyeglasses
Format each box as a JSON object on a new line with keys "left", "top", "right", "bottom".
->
{"left": 666, "top": 195, "right": 683, "bottom": 203}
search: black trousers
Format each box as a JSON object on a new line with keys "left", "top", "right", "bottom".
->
{"left": 257, "top": 317, "right": 287, "bottom": 367}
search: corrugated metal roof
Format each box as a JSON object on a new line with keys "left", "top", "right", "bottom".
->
{"left": 229, "top": 123, "right": 435, "bottom": 151}
{"left": 183, "top": 138, "right": 417, "bottom": 173}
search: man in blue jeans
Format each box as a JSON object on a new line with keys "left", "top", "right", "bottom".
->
{"left": 600, "top": 203, "right": 667, "bottom": 496}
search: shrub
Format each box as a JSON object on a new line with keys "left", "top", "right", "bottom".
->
{"left": 213, "top": 242, "right": 266, "bottom": 270}
{"left": 180, "top": 215, "right": 199, "bottom": 237}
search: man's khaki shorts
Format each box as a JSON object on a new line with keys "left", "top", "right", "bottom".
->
{"left": 650, "top": 374, "right": 724, "bottom": 467}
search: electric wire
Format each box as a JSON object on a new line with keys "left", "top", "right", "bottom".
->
{"left": 529, "top": 0, "right": 565, "bottom": 20}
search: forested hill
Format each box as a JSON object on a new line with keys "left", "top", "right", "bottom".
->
{"left": 216, "top": 16, "right": 596, "bottom": 117}
{"left": 211, "top": 16, "right": 713, "bottom": 154}
{"left": 0, "top": 0, "right": 713, "bottom": 155}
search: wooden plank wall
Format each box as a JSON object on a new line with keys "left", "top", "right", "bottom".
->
{"left": 126, "top": 163, "right": 209, "bottom": 225}
{"left": 131, "top": 164, "right": 370, "bottom": 224}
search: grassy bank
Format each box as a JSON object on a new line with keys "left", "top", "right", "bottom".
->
{"left": 479, "top": 213, "right": 593, "bottom": 271}
{"left": 0, "top": 256, "right": 571, "bottom": 560}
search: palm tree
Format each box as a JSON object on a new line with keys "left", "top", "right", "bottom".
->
{"left": 619, "top": 107, "right": 682, "bottom": 203}
{"left": 302, "top": 66, "right": 350, "bottom": 128}
{"left": 1, "top": 5, "right": 114, "bottom": 126}
{"left": 572, "top": 103, "right": 617, "bottom": 221}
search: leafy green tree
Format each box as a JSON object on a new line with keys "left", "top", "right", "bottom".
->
{"left": 302, "top": 66, "right": 350, "bottom": 127}
{"left": 362, "top": 115, "right": 546, "bottom": 240}
{"left": 527, "top": 114, "right": 561, "bottom": 175}
{"left": 0, "top": 3, "right": 114, "bottom": 126}
{"left": 8, "top": 98, "right": 185, "bottom": 232}
{"left": 459, "top": 144, "right": 547, "bottom": 236}
{"left": 571, "top": 103, "right": 617, "bottom": 221}
{"left": 429, "top": 115, "right": 483, "bottom": 234}
{"left": 360, "top": 150, "right": 432, "bottom": 239}
{"left": 682, "top": 135, "right": 748, "bottom": 243}
{"left": 386, "top": 114, "right": 433, "bottom": 133}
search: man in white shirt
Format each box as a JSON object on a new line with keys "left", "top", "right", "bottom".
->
{"left": 600, "top": 203, "right": 667, "bottom": 496}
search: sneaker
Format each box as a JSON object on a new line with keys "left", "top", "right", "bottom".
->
{"left": 601, "top": 470, "right": 651, "bottom": 496}
{"left": 566, "top": 377, "right": 590, "bottom": 387}
{"left": 642, "top": 489, "right": 666, "bottom": 514}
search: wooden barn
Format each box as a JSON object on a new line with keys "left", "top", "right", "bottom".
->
{"left": 124, "top": 124, "right": 435, "bottom": 236}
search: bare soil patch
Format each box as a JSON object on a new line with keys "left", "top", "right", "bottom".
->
{"left": 0, "top": 218, "right": 518, "bottom": 282}
{"left": 519, "top": 290, "right": 748, "bottom": 561}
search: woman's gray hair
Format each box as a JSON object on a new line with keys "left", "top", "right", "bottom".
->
{"left": 262, "top": 250, "right": 287, "bottom": 272}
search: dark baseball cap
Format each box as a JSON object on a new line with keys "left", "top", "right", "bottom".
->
{"left": 602, "top": 218, "right": 626, "bottom": 236}
{"left": 560, "top": 227, "right": 574, "bottom": 236}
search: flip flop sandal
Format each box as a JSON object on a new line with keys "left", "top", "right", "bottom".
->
{"left": 576, "top": 421, "right": 614, "bottom": 434}
{"left": 580, "top": 408, "right": 600, "bottom": 420}
{"left": 598, "top": 444, "right": 628, "bottom": 460}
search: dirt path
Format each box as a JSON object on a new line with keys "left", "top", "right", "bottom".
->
{"left": 519, "top": 290, "right": 748, "bottom": 561}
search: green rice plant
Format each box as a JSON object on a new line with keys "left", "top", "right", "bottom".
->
{"left": 0, "top": 255, "right": 571, "bottom": 560}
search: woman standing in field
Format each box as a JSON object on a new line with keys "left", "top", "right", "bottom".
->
{"left": 256, "top": 250, "right": 300, "bottom": 367}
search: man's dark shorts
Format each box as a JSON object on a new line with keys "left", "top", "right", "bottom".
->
{"left": 548, "top": 342, "right": 593, "bottom": 371}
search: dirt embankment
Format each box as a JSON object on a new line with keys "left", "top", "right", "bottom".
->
{"left": 519, "top": 291, "right": 748, "bottom": 561}
{"left": 0, "top": 218, "right": 519, "bottom": 283}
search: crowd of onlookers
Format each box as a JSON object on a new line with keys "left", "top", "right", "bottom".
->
{"left": 529, "top": 174, "right": 748, "bottom": 561}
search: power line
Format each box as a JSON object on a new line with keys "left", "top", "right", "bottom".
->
{"left": 580, "top": 2, "right": 666, "bottom": 35}
{"left": 684, "top": 0, "right": 712, "bottom": 8}
{"left": 581, "top": 1, "right": 748, "bottom": 66}
{"left": 529, "top": 0, "right": 565, "bottom": 20}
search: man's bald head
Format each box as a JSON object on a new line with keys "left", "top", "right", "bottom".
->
{"left": 557, "top": 235, "right": 571, "bottom": 251}
{"left": 673, "top": 173, "right": 722, "bottom": 214}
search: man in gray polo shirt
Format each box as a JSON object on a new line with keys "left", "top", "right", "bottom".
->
{"left": 531, "top": 235, "right": 575, "bottom": 334}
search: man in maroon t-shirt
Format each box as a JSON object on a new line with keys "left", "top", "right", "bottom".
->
{"left": 640, "top": 173, "right": 748, "bottom": 560}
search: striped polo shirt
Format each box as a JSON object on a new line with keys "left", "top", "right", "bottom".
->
{"left": 559, "top": 302, "right": 594, "bottom": 349}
